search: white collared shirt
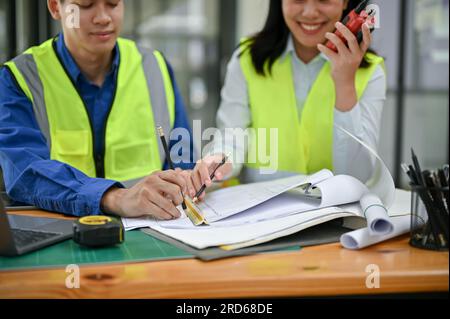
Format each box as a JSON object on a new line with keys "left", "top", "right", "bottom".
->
{"left": 206, "top": 35, "right": 386, "bottom": 183}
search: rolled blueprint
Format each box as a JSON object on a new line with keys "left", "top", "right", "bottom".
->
{"left": 360, "top": 193, "right": 394, "bottom": 236}
{"left": 340, "top": 215, "right": 411, "bottom": 250}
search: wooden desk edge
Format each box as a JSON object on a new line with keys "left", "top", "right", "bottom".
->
{"left": 0, "top": 211, "right": 448, "bottom": 298}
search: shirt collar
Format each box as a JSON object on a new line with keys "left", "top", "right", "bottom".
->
{"left": 281, "top": 34, "right": 328, "bottom": 65}
{"left": 55, "top": 33, "right": 120, "bottom": 84}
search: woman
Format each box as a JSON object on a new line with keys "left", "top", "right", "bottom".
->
{"left": 187, "top": 0, "right": 385, "bottom": 201}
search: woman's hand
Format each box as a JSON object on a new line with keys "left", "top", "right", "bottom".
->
{"left": 175, "top": 168, "right": 196, "bottom": 199}
{"left": 190, "top": 154, "right": 233, "bottom": 202}
{"left": 318, "top": 22, "right": 373, "bottom": 112}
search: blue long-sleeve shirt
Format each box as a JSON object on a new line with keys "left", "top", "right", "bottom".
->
{"left": 0, "top": 34, "right": 195, "bottom": 216}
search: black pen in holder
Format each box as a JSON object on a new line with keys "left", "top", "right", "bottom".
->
{"left": 410, "top": 185, "right": 449, "bottom": 251}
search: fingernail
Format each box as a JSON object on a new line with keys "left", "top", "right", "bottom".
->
{"left": 191, "top": 190, "right": 195, "bottom": 196}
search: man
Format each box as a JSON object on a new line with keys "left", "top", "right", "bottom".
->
{"left": 0, "top": 0, "right": 196, "bottom": 219}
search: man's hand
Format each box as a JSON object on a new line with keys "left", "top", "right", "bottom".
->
{"left": 190, "top": 154, "right": 233, "bottom": 202}
{"left": 101, "top": 170, "right": 188, "bottom": 219}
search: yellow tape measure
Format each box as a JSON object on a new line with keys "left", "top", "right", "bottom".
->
{"left": 73, "top": 216, "right": 124, "bottom": 247}
{"left": 79, "top": 216, "right": 112, "bottom": 225}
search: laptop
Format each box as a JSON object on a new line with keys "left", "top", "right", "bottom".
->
{"left": 0, "top": 197, "right": 73, "bottom": 256}
{"left": 1, "top": 191, "right": 39, "bottom": 211}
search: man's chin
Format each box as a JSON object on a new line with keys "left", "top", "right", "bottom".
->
{"left": 88, "top": 41, "right": 117, "bottom": 53}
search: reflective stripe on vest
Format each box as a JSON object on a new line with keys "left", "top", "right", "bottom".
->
{"left": 239, "top": 49, "right": 384, "bottom": 183}
{"left": 5, "top": 37, "right": 176, "bottom": 183}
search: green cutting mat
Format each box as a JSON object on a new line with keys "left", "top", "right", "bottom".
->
{"left": 0, "top": 230, "right": 193, "bottom": 271}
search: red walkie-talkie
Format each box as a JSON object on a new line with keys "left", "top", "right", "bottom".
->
{"left": 326, "top": 0, "right": 376, "bottom": 52}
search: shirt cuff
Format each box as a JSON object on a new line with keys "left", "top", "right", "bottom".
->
{"left": 78, "top": 179, "right": 124, "bottom": 216}
{"left": 334, "top": 103, "right": 364, "bottom": 136}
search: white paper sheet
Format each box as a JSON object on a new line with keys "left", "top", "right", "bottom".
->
{"left": 122, "top": 126, "right": 400, "bottom": 250}
{"left": 122, "top": 169, "right": 332, "bottom": 230}
{"left": 122, "top": 191, "right": 410, "bottom": 250}
{"left": 335, "top": 125, "right": 396, "bottom": 208}
{"left": 195, "top": 169, "right": 333, "bottom": 223}
{"left": 340, "top": 215, "right": 411, "bottom": 250}
{"left": 340, "top": 190, "right": 412, "bottom": 250}
{"left": 157, "top": 192, "right": 320, "bottom": 229}
{"left": 360, "top": 193, "right": 394, "bottom": 236}
{"left": 233, "top": 190, "right": 411, "bottom": 249}
{"left": 150, "top": 206, "right": 361, "bottom": 249}
{"left": 121, "top": 171, "right": 369, "bottom": 231}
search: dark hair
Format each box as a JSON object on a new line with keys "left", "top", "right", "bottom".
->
{"left": 242, "top": 0, "right": 376, "bottom": 76}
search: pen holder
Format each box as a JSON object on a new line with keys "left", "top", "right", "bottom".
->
{"left": 409, "top": 185, "right": 449, "bottom": 251}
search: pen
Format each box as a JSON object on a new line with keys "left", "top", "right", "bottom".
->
{"left": 401, "top": 163, "right": 415, "bottom": 185}
{"left": 437, "top": 169, "right": 449, "bottom": 213}
{"left": 424, "top": 172, "right": 449, "bottom": 245}
{"left": 408, "top": 164, "right": 419, "bottom": 185}
{"left": 192, "top": 155, "right": 228, "bottom": 203}
{"left": 443, "top": 165, "right": 449, "bottom": 184}
{"left": 438, "top": 169, "right": 449, "bottom": 188}
{"left": 410, "top": 150, "right": 446, "bottom": 248}
{"left": 402, "top": 163, "right": 434, "bottom": 245}
{"left": 157, "top": 126, "right": 187, "bottom": 211}
{"left": 411, "top": 148, "right": 425, "bottom": 186}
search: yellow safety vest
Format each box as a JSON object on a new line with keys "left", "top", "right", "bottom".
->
{"left": 239, "top": 46, "right": 384, "bottom": 182}
{"left": 4, "top": 37, "right": 176, "bottom": 183}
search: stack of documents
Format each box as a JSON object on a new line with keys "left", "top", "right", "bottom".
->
{"left": 122, "top": 125, "right": 412, "bottom": 252}
{"left": 122, "top": 170, "right": 411, "bottom": 250}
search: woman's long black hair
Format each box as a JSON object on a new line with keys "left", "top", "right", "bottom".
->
{"left": 242, "top": 0, "right": 375, "bottom": 76}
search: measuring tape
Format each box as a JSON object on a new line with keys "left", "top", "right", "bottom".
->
{"left": 73, "top": 216, "right": 124, "bottom": 247}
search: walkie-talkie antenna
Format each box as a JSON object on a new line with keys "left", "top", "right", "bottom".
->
{"left": 355, "top": 0, "right": 370, "bottom": 14}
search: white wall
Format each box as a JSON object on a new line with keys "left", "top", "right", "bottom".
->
{"left": 236, "top": 0, "right": 269, "bottom": 40}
